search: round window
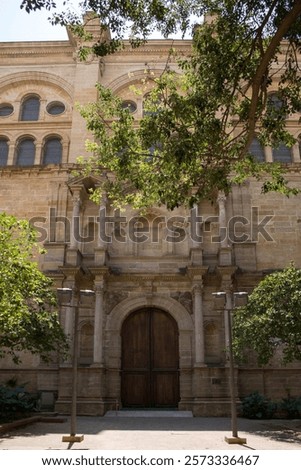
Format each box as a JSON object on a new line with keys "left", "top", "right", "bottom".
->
{"left": 47, "top": 101, "right": 66, "bottom": 115}
{"left": 121, "top": 100, "right": 137, "bottom": 113}
{"left": 0, "top": 103, "right": 13, "bottom": 117}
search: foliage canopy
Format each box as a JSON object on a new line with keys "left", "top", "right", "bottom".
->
{"left": 0, "top": 213, "right": 67, "bottom": 363}
{"left": 232, "top": 264, "right": 301, "bottom": 366}
{"left": 20, "top": 1, "right": 301, "bottom": 209}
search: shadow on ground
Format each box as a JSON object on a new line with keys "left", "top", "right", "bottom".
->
{"left": 1, "top": 416, "right": 301, "bottom": 446}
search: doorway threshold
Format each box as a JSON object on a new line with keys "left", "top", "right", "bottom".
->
{"left": 105, "top": 410, "right": 193, "bottom": 418}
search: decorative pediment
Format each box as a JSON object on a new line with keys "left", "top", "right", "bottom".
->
{"left": 67, "top": 174, "right": 104, "bottom": 195}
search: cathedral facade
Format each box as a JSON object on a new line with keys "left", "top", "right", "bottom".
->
{"left": 0, "top": 19, "right": 301, "bottom": 416}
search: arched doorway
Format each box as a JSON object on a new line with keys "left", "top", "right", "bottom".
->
{"left": 121, "top": 308, "right": 179, "bottom": 408}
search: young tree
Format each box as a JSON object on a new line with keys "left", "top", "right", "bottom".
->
{"left": 0, "top": 213, "right": 67, "bottom": 363}
{"left": 232, "top": 264, "right": 301, "bottom": 366}
{"left": 20, "top": 1, "right": 301, "bottom": 209}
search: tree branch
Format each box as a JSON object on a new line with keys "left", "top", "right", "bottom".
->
{"left": 243, "top": 0, "right": 301, "bottom": 156}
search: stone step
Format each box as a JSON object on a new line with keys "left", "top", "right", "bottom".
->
{"left": 105, "top": 410, "right": 193, "bottom": 418}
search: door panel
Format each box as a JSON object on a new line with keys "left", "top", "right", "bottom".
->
{"left": 121, "top": 308, "right": 179, "bottom": 408}
{"left": 122, "top": 309, "right": 150, "bottom": 369}
{"left": 152, "top": 372, "right": 179, "bottom": 406}
{"left": 122, "top": 372, "right": 150, "bottom": 407}
{"left": 151, "top": 310, "right": 178, "bottom": 369}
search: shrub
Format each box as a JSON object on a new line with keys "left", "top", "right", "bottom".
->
{"left": 279, "top": 396, "right": 301, "bottom": 419}
{"left": 240, "top": 391, "right": 277, "bottom": 419}
{"left": 0, "top": 380, "right": 39, "bottom": 422}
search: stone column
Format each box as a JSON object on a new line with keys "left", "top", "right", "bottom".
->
{"left": 265, "top": 147, "right": 273, "bottom": 163}
{"left": 93, "top": 283, "right": 104, "bottom": 365}
{"left": 7, "top": 142, "right": 16, "bottom": 166}
{"left": 217, "top": 191, "right": 228, "bottom": 248}
{"left": 70, "top": 190, "right": 81, "bottom": 249}
{"left": 292, "top": 143, "right": 301, "bottom": 163}
{"left": 216, "top": 266, "right": 237, "bottom": 364}
{"left": 190, "top": 203, "right": 203, "bottom": 265}
{"left": 193, "top": 283, "right": 205, "bottom": 365}
{"left": 35, "top": 142, "right": 43, "bottom": 165}
{"left": 95, "top": 192, "right": 108, "bottom": 266}
{"left": 217, "top": 191, "right": 232, "bottom": 266}
{"left": 98, "top": 192, "right": 108, "bottom": 249}
{"left": 62, "top": 141, "right": 69, "bottom": 164}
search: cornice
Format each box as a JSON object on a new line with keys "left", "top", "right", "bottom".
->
{"left": 0, "top": 41, "right": 74, "bottom": 54}
{"left": 0, "top": 163, "right": 77, "bottom": 177}
{"left": 106, "top": 272, "right": 191, "bottom": 283}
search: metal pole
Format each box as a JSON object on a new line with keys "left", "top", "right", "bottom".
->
{"left": 61, "top": 291, "right": 84, "bottom": 443}
{"left": 227, "top": 307, "right": 238, "bottom": 438}
{"left": 70, "top": 302, "right": 79, "bottom": 437}
{"left": 224, "top": 299, "right": 246, "bottom": 444}
{"left": 212, "top": 291, "right": 247, "bottom": 444}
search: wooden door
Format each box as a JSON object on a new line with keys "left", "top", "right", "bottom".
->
{"left": 121, "top": 308, "right": 179, "bottom": 408}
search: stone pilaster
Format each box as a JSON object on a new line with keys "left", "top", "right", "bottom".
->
{"left": 93, "top": 283, "right": 104, "bottom": 365}
{"left": 192, "top": 283, "right": 205, "bottom": 365}
{"left": 216, "top": 266, "right": 237, "bottom": 363}
{"left": 217, "top": 191, "right": 232, "bottom": 266}
{"left": 188, "top": 267, "right": 208, "bottom": 366}
{"left": 90, "top": 267, "right": 109, "bottom": 366}
{"left": 95, "top": 191, "right": 108, "bottom": 266}
{"left": 70, "top": 188, "right": 81, "bottom": 249}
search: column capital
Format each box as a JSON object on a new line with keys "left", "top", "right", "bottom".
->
{"left": 217, "top": 190, "right": 227, "bottom": 205}
{"left": 89, "top": 267, "right": 109, "bottom": 282}
{"left": 187, "top": 266, "right": 208, "bottom": 281}
{"left": 216, "top": 265, "right": 237, "bottom": 281}
{"left": 192, "top": 283, "right": 203, "bottom": 295}
{"left": 59, "top": 266, "right": 85, "bottom": 285}
{"left": 72, "top": 192, "right": 81, "bottom": 207}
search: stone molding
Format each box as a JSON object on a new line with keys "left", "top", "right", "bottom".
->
{"left": 106, "top": 293, "right": 193, "bottom": 331}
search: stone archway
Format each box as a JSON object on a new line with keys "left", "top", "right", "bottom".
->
{"left": 105, "top": 294, "right": 194, "bottom": 410}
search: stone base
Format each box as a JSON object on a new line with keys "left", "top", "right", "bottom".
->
{"left": 62, "top": 435, "right": 84, "bottom": 443}
{"left": 224, "top": 436, "right": 247, "bottom": 445}
{"left": 106, "top": 410, "right": 193, "bottom": 417}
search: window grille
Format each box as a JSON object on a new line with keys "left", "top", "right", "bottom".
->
{"left": 0, "top": 138, "right": 8, "bottom": 166}
{"left": 16, "top": 138, "right": 35, "bottom": 166}
{"left": 272, "top": 143, "right": 292, "bottom": 163}
{"left": 20, "top": 96, "right": 40, "bottom": 121}
{"left": 249, "top": 137, "right": 265, "bottom": 162}
{"left": 43, "top": 138, "right": 62, "bottom": 165}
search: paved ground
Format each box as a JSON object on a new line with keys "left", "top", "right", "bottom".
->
{"left": 0, "top": 412, "right": 301, "bottom": 450}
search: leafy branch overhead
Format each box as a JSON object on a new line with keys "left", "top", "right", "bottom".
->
{"left": 0, "top": 213, "right": 68, "bottom": 363}
{"left": 21, "top": 1, "right": 301, "bottom": 209}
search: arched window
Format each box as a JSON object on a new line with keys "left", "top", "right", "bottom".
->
{"left": 42, "top": 137, "right": 62, "bottom": 165}
{"left": 249, "top": 137, "right": 265, "bottom": 162}
{"left": 20, "top": 95, "right": 40, "bottom": 121}
{"left": 0, "top": 138, "right": 9, "bottom": 166}
{"left": 16, "top": 138, "right": 35, "bottom": 166}
{"left": 143, "top": 92, "right": 163, "bottom": 116}
{"left": 272, "top": 143, "right": 292, "bottom": 163}
{"left": 267, "top": 92, "right": 284, "bottom": 111}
